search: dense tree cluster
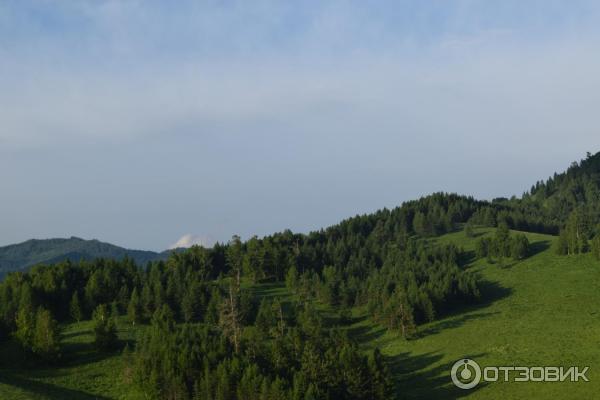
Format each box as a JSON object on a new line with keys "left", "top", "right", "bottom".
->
{"left": 522, "top": 152, "right": 600, "bottom": 229}
{"left": 475, "top": 223, "right": 530, "bottom": 262}
{"left": 130, "top": 300, "right": 391, "bottom": 400}
{"left": 554, "top": 207, "right": 600, "bottom": 256}
{"left": 364, "top": 242, "right": 479, "bottom": 337}
{"left": 0, "top": 249, "right": 394, "bottom": 399}
{"left": 92, "top": 304, "right": 118, "bottom": 351}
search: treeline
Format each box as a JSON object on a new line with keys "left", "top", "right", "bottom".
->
{"left": 0, "top": 184, "right": 574, "bottom": 340}
{"left": 284, "top": 240, "right": 480, "bottom": 338}
{"left": 523, "top": 152, "right": 600, "bottom": 228}
{"left": 0, "top": 192, "right": 521, "bottom": 345}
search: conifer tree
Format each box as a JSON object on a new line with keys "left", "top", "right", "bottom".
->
{"left": 93, "top": 304, "right": 118, "bottom": 351}
{"left": 14, "top": 304, "right": 35, "bottom": 350}
{"left": 69, "top": 292, "right": 82, "bottom": 322}
{"left": 219, "top": 284, "right": 242, "bottom": 353}
{"left": 128, "top": 287, "right": 142, "bottom": 325}
{"left": 32, "top": 308, "right": 60, "bottom": 360}
{"left": 464, "top": 220, "right": 475, "bottom": 238}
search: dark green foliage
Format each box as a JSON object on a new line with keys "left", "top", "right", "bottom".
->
{"left": 255, "top": 298, "right": 276, "bottom": 335}
{"left": 285, "top": 265, "right": 299, "bottom": 293}
{"left": 476, "top": 237, "right": 493, "bottom": 259}
{"left": 32, "top": 308, "right": 61, "bottom": 361}
{"left": 365, "top": 241, "right": 479, "bottom": 336}
{"left": 14, "top": 297, "right": 61, "bottom": 361}
{"left": 464, "top": 220, "right": 476, "bottom": 238}
{"left": 127, "top": 287, "right": 143, "bottom": 325}
{"left": 69, "top": 291, "right": 82, "bottom": 322}
{"left": 476, "top": 226, "right": 530, "bottom": 262}
{"left": 558, "top": 208, "right": 591, "bottom": 255}
{"left": 131, "top": 302, "right": 392, "bottom": 400}
{"left": 520, "top": 152, "right": 600, "bottom": 232}
{"left": 511, "top": 234, "right": 530, "bottom": 260}
{"left": 368, "top": 348, "right": 393, "bottom": 399}
{"left": 495, "top": 223, "right": 511, "bottom": 257}
{"left": 14, "top": 303, "right": 35, "bottom": 351}
{"left": 92, "top": 304, "right": 118, "bottom": 351}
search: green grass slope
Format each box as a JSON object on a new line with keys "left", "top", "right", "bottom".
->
{"left": 1, "top": 228, "right": 600, "bottom": 399}
{"left": 0, "top": 317, "right": 143, "bottom": 400}
{"left": 348, "top": 228, "right": 600, "bottom": 399}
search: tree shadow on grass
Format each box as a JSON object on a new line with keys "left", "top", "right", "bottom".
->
{"left": 60, "top": 340, "right": 117, "bottom": 368}
{"left": 477, "top": 279, "right": 512, "bottom": 307}
{"left": 0, "top": 370, "right": 111, "bottom": 400}
{"left": 389, "top": 351, "right": 488, "bottom": 400}
{"left": 346, "top": 315, "right": 387, "bottom": 343}
{"left": 61, "top": 328, "right": 92, "bottom": 341}
{"left": 350, "top": 280, "right": 511, "bottom": 344}
{"left": 528, "top": 239, "right": 551, "bottom": 257}
{"left": 413, "top": 280, "right": 511, "bottom": 339}
{"left": 417, "top": 311, "right": 499, "bottom": 338}
{"left": 459, "top": 250, "right": 477, "bottom": 267}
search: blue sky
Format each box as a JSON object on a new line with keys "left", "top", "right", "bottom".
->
{"left": 1, "top": 1, "right": 600, "bottom": 250}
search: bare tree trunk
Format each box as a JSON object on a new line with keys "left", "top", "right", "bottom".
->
{"left": 229, "top": 284, "right": 239, "bottom": 353}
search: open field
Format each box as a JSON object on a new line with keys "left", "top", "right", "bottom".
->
{"left": 349, "top": 228, "right": 600, "bottom": 399}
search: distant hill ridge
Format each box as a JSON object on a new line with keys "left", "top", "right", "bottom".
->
{"left": 3, "top": 151, "right": 600, "bottom": 279}
{"left": 0, "top": 237, "right": 172, "bottom": 277}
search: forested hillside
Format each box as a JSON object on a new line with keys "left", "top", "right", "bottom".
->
{"left": 0, "top": 237, "right": 170, "bottom": 277}
{"left": 1, "top": 152, "right": 600, "bottom": 399}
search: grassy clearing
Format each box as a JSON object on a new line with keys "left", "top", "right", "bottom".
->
{"left": 347, "top": 228, "right": 600, "bottom": 399}
{"left": 1, "top": 228, "right": 600, "bottom": 399}
{"left": 0, "top": 317, "right": 141, "bottom": 400}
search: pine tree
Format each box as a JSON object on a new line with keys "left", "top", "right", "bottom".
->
{"left": 494, "top": 222, "right": 511, "bottom": 257}
{"left": 141, "top": 284, "right": 154, "bottom": 320}
{"left": 255, "top": 298, "right": 275, "bottom": 335}
{"left": 128, "top": 287, "right": 142, "bottom": 325}
{"left": 368, "top": 348, "right": 392, "bottom": 400}
{"left": 565, "top": 208, "right": 590, "bottom": 254}
{"left": 93, "top": 304, "right": 118, "bottom": 351}
{"left": 181, "top": 285, "right": 199, "bottom": 323}
{"left": 510, "top": 234, "right": 530, "bottom": 260}
{"left": 464, "top": 220, "right": 475, "bottom": 238}
{"left": 475, "top": 237, "right": 491, "bottom": 259}
{"left": 285, "top": 265, "right": 299, "bottom": 293}
{"left": 32, "top": 308, "right": 61, "bottom": 360}
{"left": 69, "top": 292, "right": 82, "bottom": 322}
{"left": 219, "top": 284, "right": 242, "bottom": 353}
{"left": 412, "top": 211, "right": 427, "bottom": 236}
{"left": 227, "top": 235, "right": 244, "bottom": 287}
{"left": 14, "top": 304, "right": 35, "bottom": 350}
{"left": 398, "top": 298, "right": 416, "bottom": 339}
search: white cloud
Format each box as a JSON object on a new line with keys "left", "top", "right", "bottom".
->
{"left": 169, "top": 234, "right": 214, "bottom": 249}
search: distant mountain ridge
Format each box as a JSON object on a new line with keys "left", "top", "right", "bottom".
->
{"left": 0, "top": 237, "right": 172, "bottom": 277}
